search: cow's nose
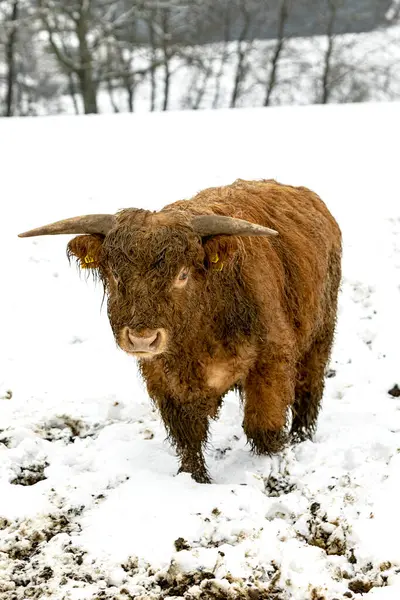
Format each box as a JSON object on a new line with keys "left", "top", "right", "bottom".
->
{"left": 126, "top": 329, "right": 162, "bottom": 353}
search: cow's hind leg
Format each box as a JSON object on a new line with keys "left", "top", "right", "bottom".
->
{"left": 242, "top": 350, "right": 296, "bottom": 454}
{"left": 291, "top": 322, "right": 336, "bottom": 442}
{"left": 158, "top": 397, "right": 219, "bottom": 484}
{"left": 291, "top": 250, "right": 341, "bottom": 441}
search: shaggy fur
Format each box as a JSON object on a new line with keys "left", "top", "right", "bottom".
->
{"left": 67, "top": 179, "right": 342, "bottom": 483}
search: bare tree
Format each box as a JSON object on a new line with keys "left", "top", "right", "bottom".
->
{"left": 211, "top": 1, "right": 233, "bottom": 109}
{"left": 179, "top": 45, "right": 215, "bottom": 110}
{"left": 116, "top": 43, "right": 137, "bottom": 112}
{"left": 66, "top": 71, "right": 81, "bottom": 114}
{"left": 263, "top": 0, "right": 290, "bottom": 107}
{"left": 1, "top": 0, "right": 57, "bottom": 116}
{"left": 230, "top": 0, "right": 253, "bottom": 108}
{"left": 147, "top": 6, "right": 158, "bottom": 111}
{"left": 160, "top": 5, "right": 172, "bottom": 111}
{"left": 39, "top": 0, "right": 104, "bottom": 114}
{"left": 4, "top": 0, "right": 19, "bottom": 116}
{"left": 320, "top": 0, "right": 340, "bottom": 104}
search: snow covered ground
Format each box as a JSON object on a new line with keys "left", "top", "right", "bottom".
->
{"left": 1, "top": 102, "right": 400, "bottom": 599}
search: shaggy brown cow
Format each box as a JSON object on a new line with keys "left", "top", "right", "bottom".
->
{"left": 19, "top": 179, "right": 342, "bottom": 483}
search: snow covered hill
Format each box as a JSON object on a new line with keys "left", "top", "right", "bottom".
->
{"left": 1, "top": 102, "right": 400, "bottom": 599}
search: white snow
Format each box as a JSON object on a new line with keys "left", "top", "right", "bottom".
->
{"left": 1, "top": 102, "right": 400, "bottom": 599}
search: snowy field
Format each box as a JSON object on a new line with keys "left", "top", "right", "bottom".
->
{"left": 1, "top": 102, "right": 400, "bottom": 599}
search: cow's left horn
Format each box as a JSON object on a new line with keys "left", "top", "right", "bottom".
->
{"left": 18, "top": 214, "right": 116, "bottom": 238}
{"left": 192, "top": 215, "right": 278, "bottom": 237}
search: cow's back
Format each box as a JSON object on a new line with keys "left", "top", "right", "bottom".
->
{"left": 166, "top": 179, "right": 342, "bottom": 353}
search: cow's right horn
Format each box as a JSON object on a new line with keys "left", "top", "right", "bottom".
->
{"left": 18, "top": 214, "right": 116, "bottom": 238}
{"left": 191, "top": 215, "right": 278, "bottom": 237}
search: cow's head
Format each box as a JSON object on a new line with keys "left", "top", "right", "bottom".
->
{"left": 19, "top": 210, "right": 277, "bottom": 359}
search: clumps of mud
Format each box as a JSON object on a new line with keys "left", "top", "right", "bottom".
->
{"left": 118, "top": 532, "right": 287, "bottom": 599}
{"left": 36, "top": 414, "right": 99, "bottom": 444}
{"left": 1, "top": 511, "right": 81, "bottom": 561}
{"left": 126, "top": 556, "right": 286, "bottom": 600}
{"left": 263, "top": 474, "right": 296, "bottom": 498}
{"left": 10, "top": 461, "right": 49, "bottom": 486}
{"left": 304, "top": 502, "right": 347, "bottom": 556}
{"left": 346, "top": 559, "right": 393, "bottom": 596}
{"left": 174, "top": 538, "right": 191, "bottom": 552}
{"left": 0, "top": 509, "right": 96, "bottom": 600}
{"left": 0, "top": 509, "right": 394, "bottom": 600}
{"left": 155, "top": 570, "right": 285, "bottom": 599}
{"left": 325, "top": 369, "right": 337, "bottom": 379}
{"left": 296, "top": 502, "right": 394, "bottom": 598}
{"left": 388, "top": 384, "right": 400, "bottom": 398}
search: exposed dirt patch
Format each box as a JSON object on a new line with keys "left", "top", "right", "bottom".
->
{"left": 264, "top": 474, "right": 296, "bottom": 497}
{"left": 0, "top": 508, "right": 90, "bottom": 600}
{"left": 348, "top": 579, "right": 373, "bottom": 594}
{"left": 310, "top": 589, "right": 327, "bottom": 600}
{"left": 10, "top": 461, "right": 49, "bottom": 486}
{"left": 0, "top": 507, "right": 394, "bottom": 600}
{"left": 2, "top": 511, "right": 81, "bottom": 561}
{"left": 117, "top": 552, "right": 286, "bottom": 599}
{"left": 303, "top": 502, "right": 347, "bottom": 557}
{"left": 174, "top": 537, "right": 191, "bottom": 552}
{"left": 36, "top": 415, "right": 99, "bottom": 443}
{"left": 155, "top": 570, "right": 286, "bottom": 599}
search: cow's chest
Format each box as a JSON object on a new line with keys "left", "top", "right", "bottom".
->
{"left": 140, "top": 346, "right": 256, "bottom": 402}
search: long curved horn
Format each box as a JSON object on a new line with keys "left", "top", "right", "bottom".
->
{"left": 18, "top": 214, "right": 116, "bottom": 238}
{"left": 192, "top": 215, "right": 278, "bottom": 237}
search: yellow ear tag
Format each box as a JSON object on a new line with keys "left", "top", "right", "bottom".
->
{"left": 81, "top": 255, "right": 95, "bottom": 269}
{"left": 210, "top": 253, "right": 223, "bottom": 271}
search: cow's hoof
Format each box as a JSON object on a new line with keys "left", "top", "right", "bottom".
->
{"left": 177, "top": 466, "right": 211, "bottom": 484}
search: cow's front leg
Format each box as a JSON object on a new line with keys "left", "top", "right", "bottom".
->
{"left": 242, "top": 350, "right": 296, "bottom": 455}
{"left": 158, "top": 397, "right": 218, "bottom": 484}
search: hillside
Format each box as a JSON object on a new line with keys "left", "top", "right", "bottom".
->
{"left": 1, "top": 102, "right": 400, "bottom": 599}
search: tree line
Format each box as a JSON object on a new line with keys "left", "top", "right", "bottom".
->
{"left": 0, "top": 0, "right": 399, "bottom": 117}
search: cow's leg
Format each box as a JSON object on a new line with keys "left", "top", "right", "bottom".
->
{"left": 242, "top": 350, "right": 295, "bottom": 454}
{"left": 158, "top": 397, "right": 219, "bottom": 484}
{"left": 291, "top": 321, "right": 336, "bottom": 441}
{"left": 292, "top": 250, "right": 340, "bottom": 441}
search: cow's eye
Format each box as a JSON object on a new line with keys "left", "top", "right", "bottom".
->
{"left": 174, "top": 267, "right": 190, "bottom": 287}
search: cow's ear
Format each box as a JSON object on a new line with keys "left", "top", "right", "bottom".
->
{"left": 67, "top": 234, "right": 104, "bottom": 270}
{"left": 202, "top": 236, "right": 240, "bottom": 272}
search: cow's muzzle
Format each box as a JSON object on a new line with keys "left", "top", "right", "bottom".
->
{"left": 119, "top": 327, "right": 167, "bottom": 357}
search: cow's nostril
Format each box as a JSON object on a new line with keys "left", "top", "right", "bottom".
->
{"left": 149, "top": 331, "right": 161, "bottom": 350}
{"left": 128, "top": 330, "right": 156, "bottom": 346}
